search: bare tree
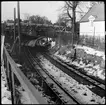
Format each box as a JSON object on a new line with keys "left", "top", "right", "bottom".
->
{"left": 28, "top": 15, "right": 52, "bottom": 25}
{"left": 56, "top": 14, "right": 70, "bottom": 27}
{"left": 59, "top": 1, "right": 102, "bottom": 46}
{"left": 63, "top": 1, "right": 80, "bottom": 46}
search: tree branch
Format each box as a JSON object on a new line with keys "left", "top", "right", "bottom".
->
{"left": 65, "top": 1, "right": 73, "bottom": 8}
{"left": 74, "top": 1, "right": 79, "bottom": 8}
{"left": 67, "top": 7, "right": 73, "bottom": 20}
{"left": 75, "top": 10, "right": 86, "bottom": 13}
{"left": 68, "top": 1, "right": 73, "bottom": 6}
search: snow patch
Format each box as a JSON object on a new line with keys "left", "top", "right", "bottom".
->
{"left": 17, "top": 86, "right": 32, "bottom": 104}
{"left": 1, "top": 66, "right": 12, "bottom": 104}
{"left": 76, "top": 45, "right": 105, "bottom": 60}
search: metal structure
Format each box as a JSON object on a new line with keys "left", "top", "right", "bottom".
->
{"left": 1, "top": 2, "right": 48, "bottom": 103}
{"left": 3, "top": 46, "right": 47, "bottom": 104}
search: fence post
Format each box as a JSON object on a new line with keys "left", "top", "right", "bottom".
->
{"left": 3, "top": 53, "right": 9, "bottom": 89}
{"left": 93, "top": 27, "right": 95, "bottom": 47}
{"left": 59, "top": 32, "right": 61, "bottom": 48}
{"left": 1, "top": 35, "right": 5, "bottom": 64}
{"left": 9, "top": 65, "right": 15, "bottom": 104}
{"left": 4, "top": 48, "right": 16, "bottom": 104}
{"left": 11, "top": 70, "right": 16, "bottom": 104}
{"left": 6, "top": 60, "right": 11, "bottom": 90}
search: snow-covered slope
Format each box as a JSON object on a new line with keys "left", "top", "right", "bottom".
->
{"left": 54, "top": 45, "right": 105, "bottom": 80}
{"left": 76, "top": 45, "right": 105, "bottom": 60}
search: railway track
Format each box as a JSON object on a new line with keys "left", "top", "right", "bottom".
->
{"left": 54, "top": 55, "right": 105, "bottom": 84}
{"left": 23, "top": 47, "right": 64, "bottom": 104}
{"left": 27, "top": 46, "right": 105, "bottom": 104}
{"left": 23, "top": 46, "right": 80, "bottom": 104}
{"left": 46, "top": 47, "right": 105, "bottom": 85}
{"left": 40, "top": 52, "right": 105, "bottom": 97}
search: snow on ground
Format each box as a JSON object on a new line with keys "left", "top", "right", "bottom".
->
{"left": 16, "top": 86, "right": 32, "bottom": 104}
{"left": 54, "top": 45, "right": 105, "bottom": 80}
{"left": 1, "top": 66, "right": 12, "bottom": 104}
{"left": 37, "top": 55, "right": 105, "bottom": 104}
{"left": 76, "top": 45, "right": 105, "bottom": 60}
{"left": 1, "top": 64, "right": 36, "bottom": 104}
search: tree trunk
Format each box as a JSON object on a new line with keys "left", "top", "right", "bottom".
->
{"left": 72, "top": 3, "right": 76, "bottom": 46}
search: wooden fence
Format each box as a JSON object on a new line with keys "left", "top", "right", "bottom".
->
{"left": 51, "top": 31, "right": 105, "bottom": 51}
{"left": 79, "top": 35, "right": 105, "bottom": 51}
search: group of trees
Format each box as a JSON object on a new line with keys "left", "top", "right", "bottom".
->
{"left": 4, "top": 15, "right": 52, "bottom": 25}
{"left": 23, "top": 15, "right": 52, "bottom": 25}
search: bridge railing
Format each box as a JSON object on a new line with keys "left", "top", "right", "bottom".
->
{"left": 3, "top": 45, "right": 47, "bottom": 104}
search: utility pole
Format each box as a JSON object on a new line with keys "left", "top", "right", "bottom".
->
{"left": 14, "top": 8, "right": 16, "bottom": 42}
{"left": 11, "top": 8, "right": 16, "bottom": 103}
{"left": 17, "top": 1, "right": 21, "bottom": 62}
{"left": 11, "top": 8, "right": 16, "bottom": 54}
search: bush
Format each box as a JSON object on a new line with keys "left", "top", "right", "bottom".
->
{"left": 58, "top": 47, "right": 67, "bottom": 55}
{"left": 75, "top": 48, "right": 104, "bottom": 66}
{"left": 66, "top": 49, "right": 75, "bottom": 59}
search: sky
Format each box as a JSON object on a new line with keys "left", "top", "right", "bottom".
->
{"left": 1, "top": 1, "right": 64, "bottom": 23}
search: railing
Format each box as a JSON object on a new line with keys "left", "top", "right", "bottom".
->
{"left": 79, "top": 34, "right": 105, "bottom": 51}
{"left": 2, "top": 44, "right": 47, "bottom": 104}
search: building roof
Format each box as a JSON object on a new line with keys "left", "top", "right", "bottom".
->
{"left": 80, "top": 3, "right": 104, "bottom": 22}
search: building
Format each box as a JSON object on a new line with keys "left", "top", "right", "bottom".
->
{"left": 79, "top": 3, "right": 105, "bottom": 38}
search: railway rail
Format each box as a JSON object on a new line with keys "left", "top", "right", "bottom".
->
{"left": 54, "top": 55, "right": 105, "bottom": 84}
{"left": 26, "top": 46, "right": 105, "bottom": 104}
{"left": 40, "top": 52, "right": 105, "bottom": 97}
{"left": 23, "top": 47, "right": 64, "bottom": 104}
{"left": 24, "top": 41, "right": 105, "bottom": 97}
{"left": 23, "top": 46, "right": 80, "bottom": 104}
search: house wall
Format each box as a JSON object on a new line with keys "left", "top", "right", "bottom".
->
{"left": 80, "top": 21, "right": 105, "bottom": 37}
